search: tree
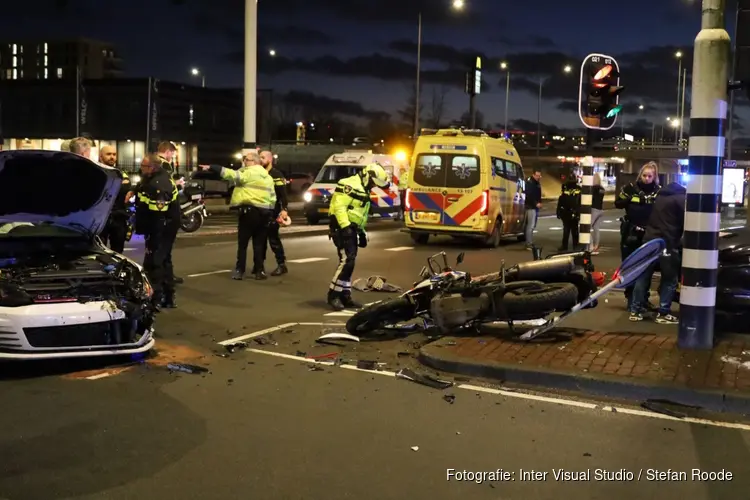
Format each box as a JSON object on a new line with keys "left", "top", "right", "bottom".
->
{"left": 427, "top": 85, "right": 449, "bottom": 128}
{"left": 396, "top": 84, "right": 425, "bottom": 134}
{"left": 459, "top": 110, "right": 485, "bottom": 129}
{"left": 368, "top": 115, "right": 397, "bottom": 142}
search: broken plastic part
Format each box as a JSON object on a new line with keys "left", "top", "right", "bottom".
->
{"left": 167, "top": 363, "right": 208, "bottom": 374}
{"left": 395, "top": 368, "right": 453, "bottom": 389}
{"left": 317, "top": 332, "right": 361, "bottom": 342}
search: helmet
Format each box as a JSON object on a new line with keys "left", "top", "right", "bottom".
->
{"left": 362, "top": 163, "right": 390, "bottom": 189}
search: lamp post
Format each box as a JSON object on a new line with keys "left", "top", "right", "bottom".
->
{"left": 190, "top": 68, "right": 205, "bottom": 87}
{"left": 500, "top": 61, "right": 510, "bottom": 136}
{"left": 675, "top": 51, "right": 683, "bottom": 144}
{"left": 243, "top": 0, "right": 258, "bottom": 152}
{"left": 537, "top": 65, "right": 572, "bottom": 156}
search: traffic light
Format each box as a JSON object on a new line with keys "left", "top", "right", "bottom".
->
{"left": 578, "top": 53, "right": 624, "bottom": 130}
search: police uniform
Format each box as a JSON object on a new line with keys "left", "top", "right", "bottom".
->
{"left": 157, "top": 156, "right": 184, "bottom": 285}
{"left": 556, "top": 180, "right": 582, "bottom": 251}
{"left": 327, "top": 163, "right": 390, "bottom": 311}
{"left": 266, "top": 166, "right": 289, "bottom": 275}
{"left": 134, "top": 167, "right": 179, "bottom": 308}
{"left": 208, "top": 162, "right": 276, "bottom": 280}
{"left": 101, "top": 170, "right": 131, "bottom": 254}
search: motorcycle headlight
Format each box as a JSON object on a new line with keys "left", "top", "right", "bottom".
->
{"left": 303, "top": 191, "right": 313, "bottom": 203}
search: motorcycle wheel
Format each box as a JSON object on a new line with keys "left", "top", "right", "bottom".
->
{"left": 345, "top": 298, "right": 416, "bottom": 336}
{"left": 497, "top": 282, "right": 578, "bottom": 318}
{"left": 181, "top": 212, "right": 204, "bottom": 233}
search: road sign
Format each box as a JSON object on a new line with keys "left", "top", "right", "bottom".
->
{"left": 578, "top": 53, "right": 624, "bottom": 131}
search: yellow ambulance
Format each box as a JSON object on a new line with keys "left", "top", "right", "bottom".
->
{"left": 402, "top": 128, "right": 527, "bottom": 247}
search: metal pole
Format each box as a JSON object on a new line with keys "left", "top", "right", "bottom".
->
{"left": 243, "top": 0, "right": 257, "bottom": 152}
{"left": 202, "top": 75, "right": 206, "bottom": 88}
{"left": 146, "top": 77, "right": 152, "bottom": 150}
{"left": 676, "top": 58, "right": 682, "bottom": 131}
{"left": 75, "top": 65, "right": 80, "bottom": 136}
{"left": 504, "top": 71, "right": 510, "bottom": 135}
{"left": 469, "top": 94, "right": 476, "bottom": 128}
{"left": 579, "top": 157, "right": 594, "bottom": 249}
{"left": 679, "top": 67, "right": 687, "bottom": 144}
{"left": 536, "top": 78, "right": 542, "bottom": 156}
{"left": 728, "top": 0, "right": 740, "bottom": 160}
{"left": 621, "top": 111, "right": 624, "bottom": 137}
{"left": 679, "top": 0, "right": 730, "bottom": 350}
{"left": 413, "top": 12, "right": 422, "bottom": 139}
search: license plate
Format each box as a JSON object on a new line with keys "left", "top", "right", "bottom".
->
{"left": 318, "top": 208, "right": 329, "bottom": 213}
{"left": 414, "top": 211, "right": 440, "bottom": 223}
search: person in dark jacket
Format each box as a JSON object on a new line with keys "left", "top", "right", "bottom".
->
{"left": 523, "top": 169, "right": 542, "bottom": 249}
{"left": 556, "top": 174, "right": 581, "bottom": 251}
{"left": 155, "top": 141, "right": 184, "bottom": 285}
{"left": 590, "top": 173, "right": 606, "bottom": 252}
{"left": 615, "top": 161, "right": 661, "bottom": 309}
{"left": 98, "top": 145, "right": 130, "bottom": 254}
{"left": 260, "top": 150, "right": 289, "bottom": 276}
{"left": 628, "top": 181, "right": 686, "bottom": 323}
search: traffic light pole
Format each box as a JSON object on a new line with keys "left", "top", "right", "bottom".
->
{"left": 678, "top": 0, "right": 731, "bottom": 350}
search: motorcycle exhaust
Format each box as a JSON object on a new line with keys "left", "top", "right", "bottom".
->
{"left": 183, "top": 204, "right": 202, "bottom": 215}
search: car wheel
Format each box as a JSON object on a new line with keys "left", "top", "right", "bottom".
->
{"left": 306, "top": 216, "right": 320, "bottom": 225}
{"left": 485, "top": 220, "right": 502, "bottom": 248}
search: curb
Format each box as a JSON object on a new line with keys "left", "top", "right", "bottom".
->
{"left": 418, "top": 342, "right": 750, "bottom": 415}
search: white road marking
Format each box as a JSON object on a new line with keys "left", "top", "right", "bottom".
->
{"left": 187, "top": 269, "right": 232, "bottom": 278}
{"left": 323, "top": 310, "right": 358, "bottom": 317}
{"left": 219, "top": 322, "right": 298, "bottom": 345}
{"left": 599, "top": 228, "right": 620, "bottom": 232}
{"left": 385, "top": 246, "right": 414, "bottom": 252}
{"left": 287, "top": 257, "right": 329, "bottom": 263}
{"left": 86, "top": 372, "right": 113, "bottom": 380}
{"left": 244, "top": 345, "right": 750, "bottom": 432}
{"left": 124, "top": 248, "right": 137, "bottom": 253}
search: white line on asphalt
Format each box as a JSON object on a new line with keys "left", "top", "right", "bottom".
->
{"left": 219, "top": 322, "right": 299, "bottom": 346}
{"left": 244, "top": 346, "right": 750, "bottom": 432}
{"left": 205, "top": 241, "right": 234, "bottom": 246}
{"left": 187, "top": 269, "right": 232, "bottom": 278}
{"left": 385, "top": 246, "right": 414, "bottom": 252}
{"left": 124, "top": 248, "right": 137, "bottom": 252}
{"left": 287, "top": 257, "right": 329, "bottom": 263}
{"left": 86, "top": 372, "right": 113, "bottom": 380}
{"left": 600, "top": 229, "right": 620, "bottom": 232}
{"left": 323, "top": 310, "right": 358, "bottom": 317}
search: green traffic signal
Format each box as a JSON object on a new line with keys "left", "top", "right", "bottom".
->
{"left": 605, "top": 105, "right": 623, "bottom": 118}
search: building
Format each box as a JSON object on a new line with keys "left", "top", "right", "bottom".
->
{"left": 0, "top": 38, "right": 123, "bottom": 82}
{"left": 0, "top": 78, "right": 273, "bottom": 170}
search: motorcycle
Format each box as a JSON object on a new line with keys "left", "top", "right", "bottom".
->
{"left": 345, "top": 250, "right": 594, "bottom": 337}
{"left": 180, "top": 183, "right": 208, "bottom": 233}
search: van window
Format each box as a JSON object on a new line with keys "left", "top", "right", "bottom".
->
{"left": 413, "top": 153, "right": 481, "bottom": 188}
{"left": 491, "top": 157, "right": 505, "bottom": 177}
{"left": 503, "top": 161, "right": 519, "bottom": 182}
{"left": 315, "top": 164, "right": 362, "bottom": 183}
{"left": 449, "top": 155, "right": 481, "bottom": 188}
{"left": 413, "top": 154, "right": 447, "bottom": 187}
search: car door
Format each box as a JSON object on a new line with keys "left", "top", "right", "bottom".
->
{"left": 506, "top": 160, "right": 526, "bottom": 233}
{"left": 441, "top": 153, "right": 483, "bottom": 229}
{"left": 409, "top": 153, "right": 448, "bottom": 225}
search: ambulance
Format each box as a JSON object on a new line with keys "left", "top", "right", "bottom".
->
{"left": 302, "top": 150, "right": 408, "bottom": 225}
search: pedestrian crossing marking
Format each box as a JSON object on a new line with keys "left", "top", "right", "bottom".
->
{"left": 385, "top": 246, "right": 414, "bottom": 252}
{"left": 288, "top": 257, "right": 329, "bottom": 263}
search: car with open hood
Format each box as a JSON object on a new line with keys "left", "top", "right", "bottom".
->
{"left": 0, "top": 150, "right": 156, "bottom": 360}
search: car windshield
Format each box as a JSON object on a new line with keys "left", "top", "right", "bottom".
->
{"left": 314, "top": 165, "right": 362, "bottom": 183}
{"left": 0, "top": 222, "right": 83, "bottom": 239}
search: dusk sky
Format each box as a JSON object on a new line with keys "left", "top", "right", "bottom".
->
{"left": 4, "top": 0, "right": 749, "bottom": 135}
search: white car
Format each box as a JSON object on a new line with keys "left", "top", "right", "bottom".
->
{"left": 0, "top": 150, "right": 156, "bottom": 360}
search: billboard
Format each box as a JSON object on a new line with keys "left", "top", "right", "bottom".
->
{"left": 722, "top": 167, "right": 746, "bottom": 206}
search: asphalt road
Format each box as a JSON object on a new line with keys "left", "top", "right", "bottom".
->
{"left": 2, "top": 210, "right": 750, "bottom": 499}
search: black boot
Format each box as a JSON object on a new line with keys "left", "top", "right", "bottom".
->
{"left": 231, "top": 269, "right": 244, "bottom": 280}
{"left": 271, "top": 264, "right": 288, "bottom": 276}
{"left": 161, "top": 291, "right": 177, "bottom": 309}
{"left": 254, "top": 270, "right": 268, "bottom": 280}
{"left": 327, "top": 290, "right": 345, "bottom": 311}
{"left": 341, "top": 294, "right": 362, "bottom": 309}
{"left": 173, "top": 276, "right": 184, "bottom": 284}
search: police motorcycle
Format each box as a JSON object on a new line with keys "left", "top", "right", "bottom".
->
{"left": 177, "top": 176, "right": 208, "bottom": 233}
{"left": 345, "top": 249, "right": 603, "bottom": 337}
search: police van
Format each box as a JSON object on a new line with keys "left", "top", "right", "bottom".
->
{"left": 302, "top": 151, "right": 407, "bottom": 225}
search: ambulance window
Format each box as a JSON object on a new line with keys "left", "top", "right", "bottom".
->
{"left": 503, "top": 161, "right": 519, "bottom": 182}
{"left": 413, "top": 154, "right": 447, "bottom": 187}
{"left": 491, "top": 157, "right": 505, "bottom": 177}
{"left": 448, "top": 155, "right": 480, "bottom": 188}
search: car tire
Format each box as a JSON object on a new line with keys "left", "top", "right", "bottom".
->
{"left": 410, "top": 233, "right": 429, "bottom": 245}
{"left": 485, "top": 220, "right": 502, "bottom": 248}
{"left": 345, "top": 298, "right": 415, "bottom": 336}
{"left": 496, "top": 282, "right": 578, "bottom": 319}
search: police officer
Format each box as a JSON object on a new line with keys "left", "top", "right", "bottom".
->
{"left": 327, "top": 163, "right": 390, "bottom": 311}
{"left": 131, "top": 154, "right": 179, "bottom": 310}
{"left": 260, "top": 150, "right": 289, "bottom": 276}
{"left": 556, "top": 172, "right": 582, "bottom": 251}
{"left": 98, "top": 145, "right": 131, "bottom": 254}
{"left": 155, "top": 141, "right": 183, "bottom": 285}
{"left": 615, "top": 161, "right": 661, "bottom": 309}
{"left": 198, "top": 150, "right": 276, "bottom": 280}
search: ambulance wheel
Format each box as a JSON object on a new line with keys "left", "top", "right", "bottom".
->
{"left": 410, "top": 233, "right": 429, "bottom": 245}
{"left": 306, "top": 216, "right": 320, "bottom": 225}
{"left": 485, "top": 221, "right": 502, "bottom": 248}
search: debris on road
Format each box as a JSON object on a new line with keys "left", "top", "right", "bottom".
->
{"left": 356, "top": 360, "right": 382, "bottom": 370}
{"left": 224, "top": 341, "right": 248, "bottom": 353}
{"left": 308, "top": 365, "right": 325, "bottom": 372}
{"left": 395, "top": 368, "right": 453, "bottom": 389}
{"left": 396, "top": 351, "right": 411, "bottom": 357}
{"left": 296, "top": 350, "right": 307, "bottom": 357}
{"left": 410, "top": 446, "right": 419, "bottom": 452}
{"left": 307, "top": 352, "right": 339, "bottom": 361}
{"left": 253, "top": 336, "right": 278, "bottom": 346}
{"left": 316, "top": 333, "right": 360, "bottom": 343}
{"left": 352, "top": 276, "right": 402, "bottom": 293}
{"left": 641, "top": 399, "right": 700, "bottom": 419}
{"left": 167, "top": 363, "right": 209, "bottom": 374}
{"left": 443, "top": 394, "right": 456, "bottom": 404}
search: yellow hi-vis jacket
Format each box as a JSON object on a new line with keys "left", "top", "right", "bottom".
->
{"left": 216, "top": 165, "right": 277, "bottom": 210}
{"left": 330, "top": 173, "right": 370, "bottom": 230}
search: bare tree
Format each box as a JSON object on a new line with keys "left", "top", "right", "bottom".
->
{"left": 396, "top": 84, "right": 424, "bottom": 132}
{"left": 428, "top": 85, "right": 449, "bottom": 128}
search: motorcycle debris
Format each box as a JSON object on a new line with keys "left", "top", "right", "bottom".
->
{"left": 395, "top": 368, "right": 453, "bottom": 389}
{"left": 317, "top": 333, "right": 360, "bottom": 343}
{"left": 167, "top": 363, "right": 209, "bottom": 375}
{"left": 307, "top": 352, "right": 339, "bottom": 360}
{"left": 397, "top": 351, "right": 412, "bottom": 357}
{"left": 308, "top": 364, "right": 325, "bottom": 372}
{"left": 224, "top": 341, "right": 248, "bottom": 353}
{"left": 296, "top": 350, "right": 307, "bottom": 357}
{"left": 411, "top": 446, "right": 419, "bottom": 452}
{"left": 443, "top": 394, "right": 456, "bottom": 404}
{"left": 356, "top": 360, "right": 380, "bottom": 370}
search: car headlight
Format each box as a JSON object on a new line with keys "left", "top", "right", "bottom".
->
{"left": 303, "top": 191, "right": 313, "bottom": 202}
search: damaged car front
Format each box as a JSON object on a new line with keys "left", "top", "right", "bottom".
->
{"left": 0, "top": 150, "right": 155, "bottom": 360}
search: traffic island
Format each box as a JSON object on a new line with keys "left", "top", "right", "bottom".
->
{"left": 418, "top": 329, "right": 750, "bottom": 415}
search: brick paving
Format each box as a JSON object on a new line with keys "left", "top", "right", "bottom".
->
{"left": 433, "top": 331, "right": 750, "bottom": 393}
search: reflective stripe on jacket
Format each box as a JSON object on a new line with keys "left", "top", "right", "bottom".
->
{"left": 330, "top": 174, "right": 370, "bottom": 229}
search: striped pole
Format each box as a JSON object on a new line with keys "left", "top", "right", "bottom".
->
{"left": 678, "top": 0, "right": 730, "bottom": 350}
{"left": 579, "top": 156, "right": 594, "bottom": 249}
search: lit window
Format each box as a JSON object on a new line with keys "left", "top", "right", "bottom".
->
{"left": 12, "top": 69, "right": 17, "bottom": 80}
{"left": 19, "top": 45, "right": 23, "bottom": 54}
{"left": 44, "top": 55, "right": 48, "bottom": 66}
{"left": 19, "top": 70, "right": 23, "bottom": 78}
{"left": 189, "top": 105, "right": 194, "bottom": 126}
{"left": 56, "top": 67, "right": 62, "bottom": 78}
{"left": 102, "top": 49, "right": 106, "bottom": 56}
{"left": 12, "top": 44, "right": 17, "bottom": 55}
{"left": 12, "top": 56, "right": 16, "bottom": 67}
{"left": 5, "top": 69, "right": 10, "bottom": 79}
{"left": 44, "top": 68, "right": 48, "bottom": 79}
{"left": 44, "top": 43, "right": 48, "bottom": 54}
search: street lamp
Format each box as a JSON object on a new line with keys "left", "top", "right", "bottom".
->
{"left": 536, "top": 66, "right": 573, "bottom": 155}
{"left": 269, "top": 49, "right": 276, "bottom": 56}
{"left": 500, "top": 62, "right": 510, "bottom": 136}
{"left": 675, "top": 51, "right": 683, "bottom": 143}
{"left": 563, "top": 65, "right": 572, "bottom": 73}
{"left": 639, "top": 104, "right": 644, "bottom": 110}
{"left": 191, "top": 67, "right": 205, "bottom": 87}
{"left": 414, "top": 1, "right": 466, "bottom": 138}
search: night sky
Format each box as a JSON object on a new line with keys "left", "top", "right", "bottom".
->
{"left": 4, "top": 0, "right": 748, "bottom": 135}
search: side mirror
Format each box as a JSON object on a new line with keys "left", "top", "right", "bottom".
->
{"left": 456, "top": 252, "right": 465, "bottom": 266}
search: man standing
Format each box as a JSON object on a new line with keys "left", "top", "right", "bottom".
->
{"left": 327, "top": 163, "right": 390, "bottom": 311}
{"left": 68, "top": 137, "right": 92, "bottom": 158}
{"left": 157, "top": 141, "right": 176, "bottom": 174}
{"left": 523, "top": 169, "right": 542, "bottom": 249}
{"left": 260, "top": 150, "right": 289, "bottom": 276}
{"left": 155, "top": 141, "right": 182, "bottom": 285}
{"left": 198, "top": 150, "right": 276, "bottom": 280}
{"left": 98, "top": 145, "right": 131, "bottom": 254}
{"left": 131, "top": 154, "right": 179, "bottom": 310}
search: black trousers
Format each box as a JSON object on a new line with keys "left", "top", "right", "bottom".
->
{"left": 620, "top": 223, "right": 645, "bottom": 305}
{"left": 143, "top": 219, "right": 176, "bottom": 300}
{"left": 265, "top": 220, "right": 286, "bottom": 265}
{"left": 561, "top": 218, "right": 579, "bottom": 249}
{"left": 101, "top": 216, "right": 127, "bottom": 254}
{"left": 329, "top": 229, "right": 358, "bottom": 297}
{"left": 236, "top": 206, "right": 273, "bottom": 273}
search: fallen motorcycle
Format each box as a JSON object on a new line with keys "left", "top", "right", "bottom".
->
{"left": 345, "top": 251, "right": 582, "bottom": 337}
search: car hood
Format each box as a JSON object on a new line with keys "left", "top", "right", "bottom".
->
{"left": 0, "top": 150, "right": 123, "bottom": 236}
